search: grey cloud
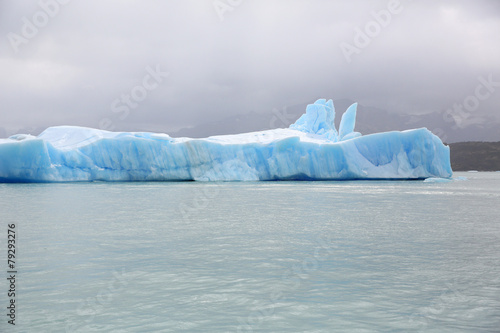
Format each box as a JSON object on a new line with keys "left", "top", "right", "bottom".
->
{"left": 0, "top": 0, "right": 499, "bottom": 139}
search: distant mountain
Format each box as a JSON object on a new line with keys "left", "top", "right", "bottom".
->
{"left": 3, "top": 99, "right": 498, "bottom": 143}
{"left": 1, "top": 126, "right": 46, "bottom": 138}
{"left": 449, "top": 142, "right": 500, "bottom": 171}
{"left": 173, "top": 99, "right": 500, "bottom": 143}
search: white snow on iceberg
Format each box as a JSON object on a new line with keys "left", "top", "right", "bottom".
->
{"left": 0, "top": 99, "right": 452, "bottom": 182}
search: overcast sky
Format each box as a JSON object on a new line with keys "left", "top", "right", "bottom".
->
{"left": 1, "top": 0, "right": 499, "bottom": 136}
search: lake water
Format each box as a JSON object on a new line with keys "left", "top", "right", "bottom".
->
{"left": 1, "top": 172, "right": 499, "bottom": 332}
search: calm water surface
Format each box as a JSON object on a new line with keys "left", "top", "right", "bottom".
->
{"left": 0, "top": 172, "right": 499, "bottom": 332}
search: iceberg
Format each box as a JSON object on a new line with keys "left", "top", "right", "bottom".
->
{"left": 0, "top": 99, "right": 452, "bottom": 182}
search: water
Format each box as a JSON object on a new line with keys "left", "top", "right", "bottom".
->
{"left": 1, "top": 172, "right": 499, "bottom": 332}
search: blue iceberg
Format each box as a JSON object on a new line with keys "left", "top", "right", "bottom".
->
{"left": 0, "top": 99, "right": 452, "bottom": 182}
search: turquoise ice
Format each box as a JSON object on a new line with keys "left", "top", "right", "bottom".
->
{"left": 0, "top": 99, "right": 452, "bottom": 182}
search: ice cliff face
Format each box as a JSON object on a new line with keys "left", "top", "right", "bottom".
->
{"left": 0, "top": 99, "right": 452, "bottom": 182}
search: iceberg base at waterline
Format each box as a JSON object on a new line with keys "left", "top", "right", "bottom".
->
{"left": 0, "top": 99, "right": 452, "bottom": 182}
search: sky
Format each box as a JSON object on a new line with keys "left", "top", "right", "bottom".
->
{"left": 0, "top": 0, "right": 499, "bottom": 137}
